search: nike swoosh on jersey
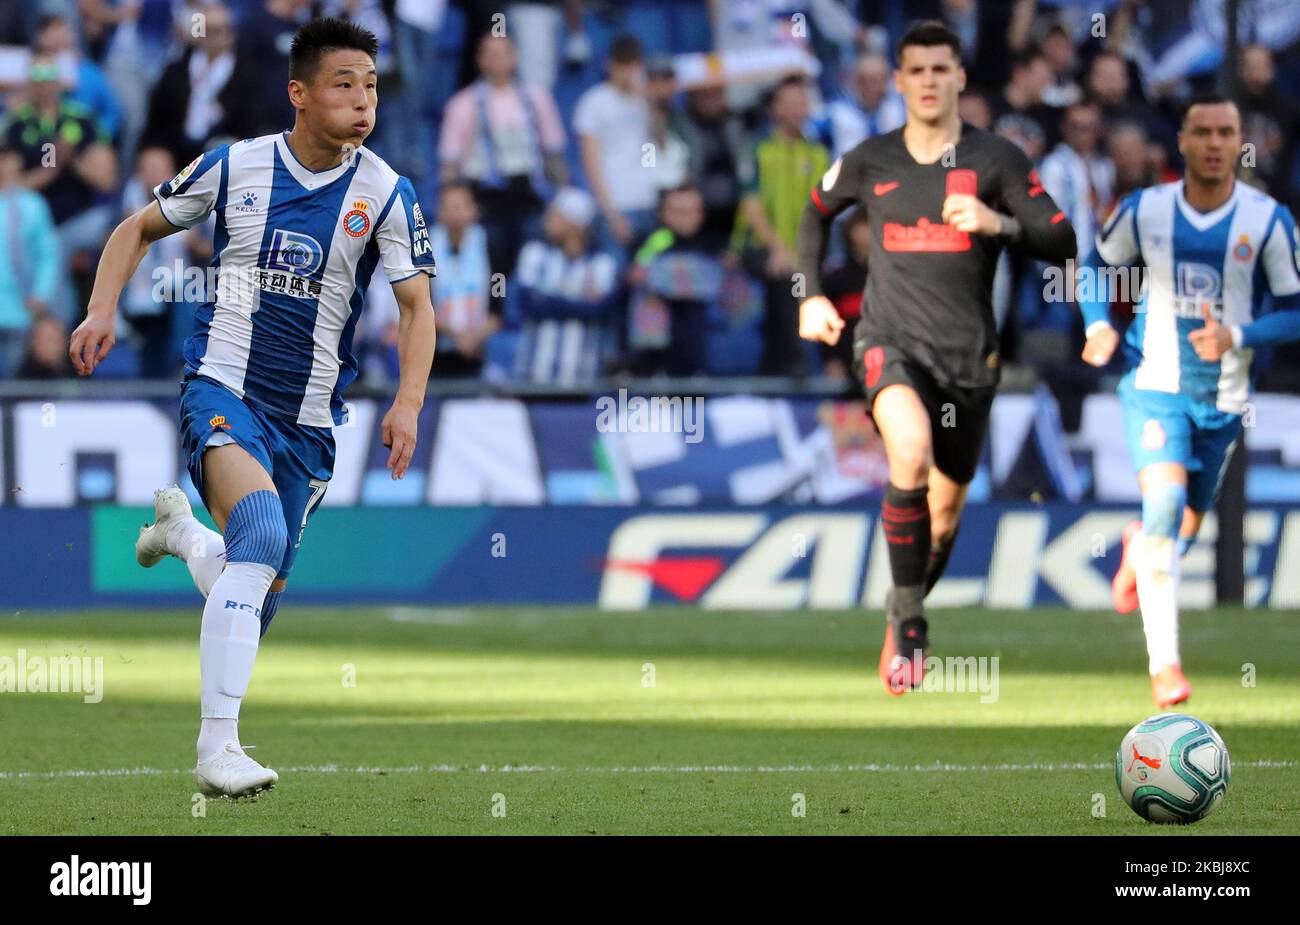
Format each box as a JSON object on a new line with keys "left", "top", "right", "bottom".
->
{"left": 874, "top": 181, "right": 900, "bottom": 196}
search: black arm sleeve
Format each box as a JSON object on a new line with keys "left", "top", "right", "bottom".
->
{"left": 997, "top": 142, "right": 1077, "bottom": 263}
{"left": 795, "top": 147, "right": 863, "bottom": 298}
{"left": 796, "top": 201, "right": 833, "bottom": 297}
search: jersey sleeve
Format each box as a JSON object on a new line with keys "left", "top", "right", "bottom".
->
{"left": 1237, "top": 204, "right": 1300, "bottom": 348}
{"left": 153, "top": 145, "right": 227, "bottom": 229}
{"left": 1094, "top": 190, "right": 1143, "bottom": 267}
{"left": 808, "top": 145, "right": 863, "bottom": 218}
{"left": 376, "top": 177, "right": 437, "bottom": 282}
{"left": 994, "top": 141, "right": 1075, "bottom": 262}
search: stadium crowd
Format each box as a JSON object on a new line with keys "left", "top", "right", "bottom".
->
{"left": 1, "top": 0, "right": 1298, "bottom": 406}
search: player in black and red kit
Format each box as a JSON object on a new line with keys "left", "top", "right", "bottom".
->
{"left": 795, "top": 21, "right": 1076, "bottom": 695}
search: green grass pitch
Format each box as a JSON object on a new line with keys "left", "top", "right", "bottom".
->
{"left": 1, "top": 605, "right": 1297, "bottom": 834}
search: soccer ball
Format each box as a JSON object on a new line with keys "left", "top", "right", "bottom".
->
{"left": 1115, "top": 713, "right": 1230, "bottom": 824}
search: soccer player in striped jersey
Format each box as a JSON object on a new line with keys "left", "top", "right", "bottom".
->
{"left": 1080, "top": 94, "right": 1300, "bottom": 708}
{"left": 68, "top": 18, "right": 437, "bottom": 796}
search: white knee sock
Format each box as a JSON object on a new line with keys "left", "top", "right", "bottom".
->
{"left": 198, "top": 561, "right": 275, "bottom": 760}
{"left": 1135, "top": 532, "right": 1181, "bottom": 674}
{"left": 164, "top": 516, "right": 226, "bottom": 598}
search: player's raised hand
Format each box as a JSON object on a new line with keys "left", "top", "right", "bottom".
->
{"left": 942, "top": 193, "right": 1002, "bottom": 235}
{"left": 798, "top": 295, "right": 845, "bottom": 345}
{"left": 68, "top": 311, "right": 116, "bottom": 376}
{"left": 1082, "top": 323, "right": 1119, "bottom": 367}
{"left": 1189, "top": 303, "right": 1232, "bottom": 362}
{"left": 380, "top": 399, "right": 419, "bottom": 480}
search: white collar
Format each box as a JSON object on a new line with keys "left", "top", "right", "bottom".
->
{"left": 1175, "top": 179, "right": 1238, "bottom": 231}
{"left": 274, "top": 131, "right": 359, "bottom": 190}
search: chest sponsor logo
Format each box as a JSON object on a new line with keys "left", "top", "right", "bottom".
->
{"left": 267, "top": 228, "right": 324, "bottom": 276}
{"left": 1173, "top": 261, "right": 1222, "bottom": 319}
{"left": 882, "top": 217, "right": 971, "bottom": 252}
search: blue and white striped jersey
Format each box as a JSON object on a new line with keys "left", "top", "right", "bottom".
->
{"left": 1086, "top": 179, "right": 1300, "bottom": 414}
{"left": 155, "top": 132, "right": 436, "bottom": 427}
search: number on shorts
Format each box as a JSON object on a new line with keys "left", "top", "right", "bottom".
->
{"left": 296, "top": 478, "right": 329, "bottom": 548}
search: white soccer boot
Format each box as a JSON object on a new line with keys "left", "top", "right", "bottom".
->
{"left": 195, "top": 743, "right": 279, "bottom": 798}
{"left": 135, "top": 485, "right": 194, "bottom": 567}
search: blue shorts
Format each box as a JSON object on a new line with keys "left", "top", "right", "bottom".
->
{"left": 179, "top": 375, "right": 334, "bottom": 581}
{"left": 1117, "top": 373, "right": 1242, "bottom": 513}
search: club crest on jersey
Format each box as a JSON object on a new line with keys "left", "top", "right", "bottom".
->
{"left": 343, "top": 208, "right": 370, "bottom": 238}
{"left": 267, "top": 228, "right": 324, "bottom": 275}
{"left": 1232, "top": 235, "right": 1253, "bottom": 261}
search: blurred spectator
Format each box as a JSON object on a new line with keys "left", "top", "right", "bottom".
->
{"left": 513, "top": 188, "right": 620, "bottom": 383}
{"left": 958, "top": 89, "right": 992, "bottom": 130}
{"left": 818, "top": 206, "right": 869, "bottom": 381}
{"left": 141, "top": 2, "right": 258, "bottom": 168}
{"left": 34, "top": 14, "right": 122, "bottom": 141}
{"left": 823, "top": 53, "right": 905, "bottom": 158}
{"left": 0, "top": 142, "right": 60, "bottom": 378}
{"left": 574, "top": 34, "right": 657, "bottom": 255}
{"left": 734, "top": 74, "right": 828, "bottom": 376}
{"left": 508, "top": 1, "right": 591, "bottom": 89}
{"left": 430, "top": 181, "right": 496, "bottom": 378}
{"left": 677, "top": 81, "right": 746, "bottom": 252}
{"left": 14, "top": 314, "right": 73, "bottom": 380}
{"left": 439, "top": 34, "right": 567, "bottom": 277}
{"left": 990, "top": 50, "right": 1055, "bottom": 160}
{"left": 1238, "top": 43, "right": 1299, "bottom": 209}
{"left": 1038, "top": 22, "right": 1083, "bottom": 109}
{"left": 628, "top": 184, "right": 714, "bottom": 377}
{"left": 1038, "top": 101, "right": 1113, "bottom": 258}
{"left": 645, "top": 55, "right": 690, "bottom": 192}
{"left": 119, "top": 147, "right": 188, "bottom": 379}
{"left": 1086, "top": 51, "right": 1174, "bottom": 152}
{"left": 238, "top": 0, "right": 313, "bottom": 138}
{"left": 388, "top": 0, "right": 451, "bottom": 180}
{"left": 4, "top": 55, "right": 118, "bottom": 321}
{"left": 1106, "top": 121, "right": 1156, "bottom": 203}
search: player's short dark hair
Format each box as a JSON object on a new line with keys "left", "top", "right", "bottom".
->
{"left": 1180, "top": 91, "right": 1240, "bottom": 126}
{"left": 609, "top": 34, "right": 643, "bottom": 65}
{"left": 895, "top": 20, "right": 962, "bottom": 64}
{"left": 289, "top": 17, "right": 379, "bottom": 84}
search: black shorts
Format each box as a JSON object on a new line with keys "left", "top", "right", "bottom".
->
{"left": 853, "top": 338, "right": 995, "bottom": 485}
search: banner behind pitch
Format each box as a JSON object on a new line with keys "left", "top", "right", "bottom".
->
{"left": 1, "top": 504, "right": 1297, "bottom": 610}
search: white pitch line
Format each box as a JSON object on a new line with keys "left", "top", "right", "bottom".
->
{"left": 1, "top": 760, "right": 1295, "bottom": 781}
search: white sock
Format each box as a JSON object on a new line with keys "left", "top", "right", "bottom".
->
{"left": 197, "top": 718, "right": 240, "bottom": 759}
{"left": 165, "top": 515, "right": 226, "bottom": 598}
{"left": 1135, "top": 532, "right": 1181, "bottom": 674}
{"left": 198, "top": 561, "right": 275, "bottom": 760}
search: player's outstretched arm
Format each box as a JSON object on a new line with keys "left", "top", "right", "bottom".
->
{"left": 69, "top": 201, "right": 182, "bottom": 375}
{"left": 382, "top": 273, "right": 437, "bottom": 480}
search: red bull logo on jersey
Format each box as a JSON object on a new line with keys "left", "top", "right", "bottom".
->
{"left": 343, "top": 208, "right": 370, "bottom": 238}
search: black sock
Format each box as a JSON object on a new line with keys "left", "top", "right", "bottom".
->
{"left": 924, "top": 525, "right": 960, "bottom": 597}
{"left": 881, "top": 482, "right": 930, "bottom": 590}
